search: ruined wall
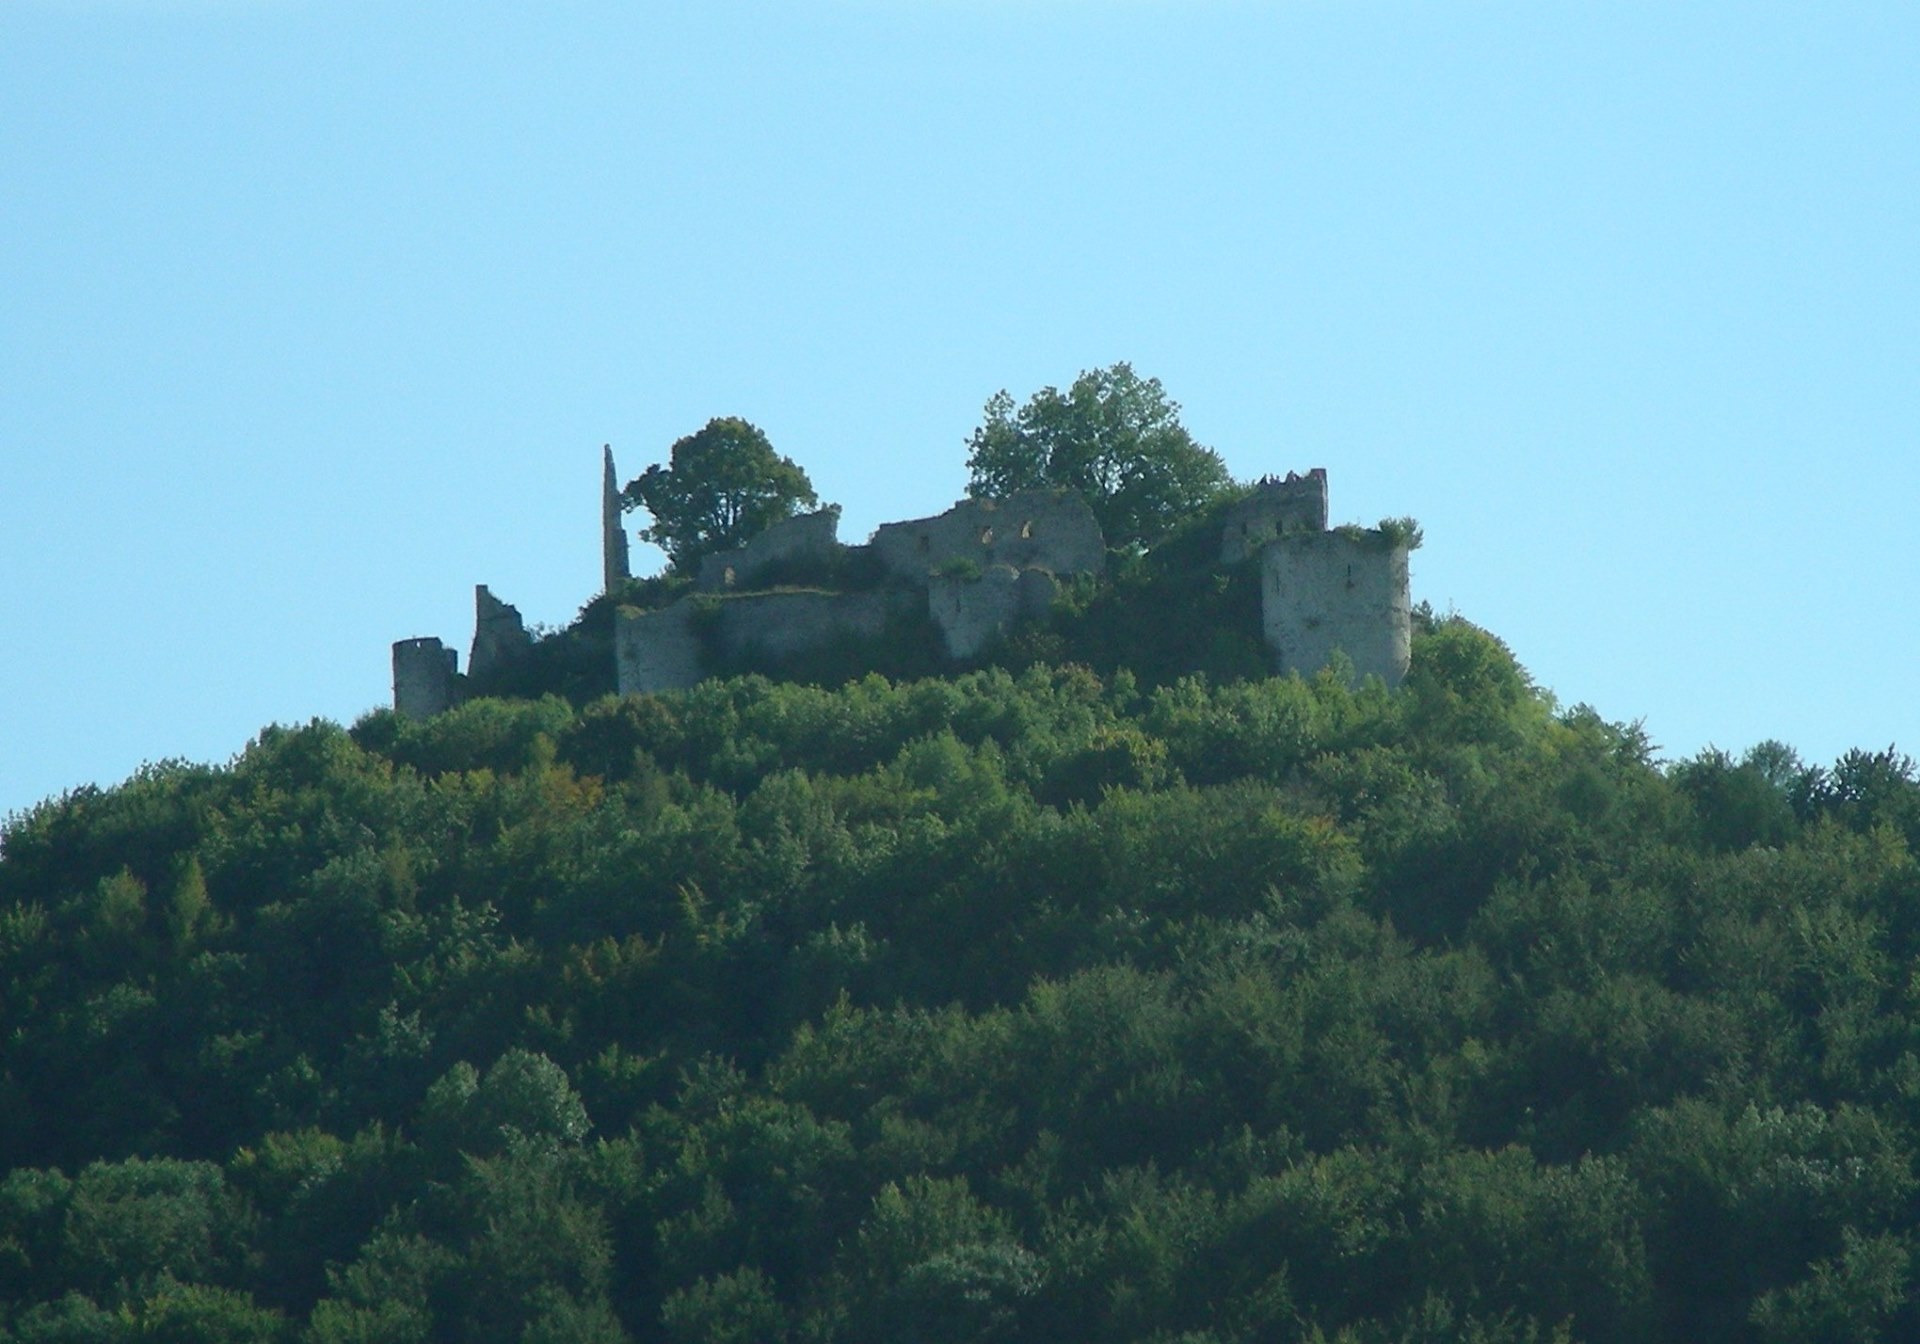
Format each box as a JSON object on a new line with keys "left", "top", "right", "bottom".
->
{"left": 929, "top": 565, "right": 1058, "bottom": 659}
{"left": 615, "top": 588, "right": 902, "bottom": 695}
{"left": 696, "top": 508, "right": 842, "bottom": 592}
{"left": 1260, "top": 531, "right": 1410, "bottom": 688}
{"left": 870, "top": 491, "right": 1104, "bottom": 582}
{"left": 405, "top": 457, "right": 1420, "bottom": 708}
{"left": 469, "top": 585, "right": 533, "bottom": 684}
{"left": 614, "top": 602, "right": 703, "bottom": 695}
{"left": 392, "top": 637, "right": 458, "bottom": 719}
{"left": 709, "top": 588, "right": 898, "bottom": 661}
{"left": 1220, "top": 469, "right": 1329, "bottom": 565}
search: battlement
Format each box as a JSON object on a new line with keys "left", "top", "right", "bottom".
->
{"left": 1219, "top": 469, "right": 1329, "bottom": 565}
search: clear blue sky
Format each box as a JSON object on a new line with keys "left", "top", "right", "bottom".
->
{"left": 4, "top": 1, "right": 1916, "bottom": 820}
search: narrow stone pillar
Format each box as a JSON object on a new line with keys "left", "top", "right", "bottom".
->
{"left": 603, "top": 444, "right": 631, "bottom": 593}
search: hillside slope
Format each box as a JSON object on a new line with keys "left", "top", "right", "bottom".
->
{"left": 4, "top": 622, "right": 1920, "bottom": 1342}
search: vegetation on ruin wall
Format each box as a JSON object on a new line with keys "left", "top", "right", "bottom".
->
{"left": 485, "top": 488, "right": 1406, "bottom": 708}
{"left": 6, "top": 620, "right": 1920, "bottom": 1342}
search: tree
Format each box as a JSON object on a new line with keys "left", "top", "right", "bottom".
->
{"left": 622, "top": 418, "right": 819, "bottom": 575}
{"left": 964, "top": 364, "right": 1232, "bottom": 549}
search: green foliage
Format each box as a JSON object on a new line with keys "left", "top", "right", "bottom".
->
{"left": 4, "top": 633, "right": 1920, "bottom": 1340}
{"left": 1750, "top": 1229, "right": 1912, "bottom": 1344}
{"left": 419, "top": 1050, "right": 590, "bottom": 1158}
{"left": 661, "top": 1266, "right": 787, "bottom": 1344}
{"left": 964, "top": 364, "right": 1233, "bottom": 549}
{"left": 1376, "top": 516, "right": 1424, "bottom": 550}
{"left": 59, "top": 1158, "right": 249, "bottom": 1306}
{"left": 621, "top": 417, "right": 820, "bottom": 575}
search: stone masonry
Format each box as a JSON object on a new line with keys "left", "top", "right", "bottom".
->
{"left": 613, "top": 601, "right": 702, "bottom": 695}
{"left": 696, "top": 508, "right": 842, "bottom": 592}
{"left": 1219, "top": 469, "right": 1329, "bottom": 565}
{"left": 1260, "top": 531, "right": 1411, "bottom": 687}
{"left": 392, "top": 637, "right": 457, "bottom": 720}
{"left": 395, "top": 452, "right": 1417, "bottom": 715}
{"left": 615, "top": 588, "right": 904, "bottom": 695}
{"left": 928, "top": 565, "right": 1058, "bottom": 660}
{"left": 870, "top": 490, "right": 1105, "bottom": 582}
{"left": 469, "top": 585, "right": 533, "bottom": 684}
{"left": 602, "top": 445, "right": 631, "bottom": 593}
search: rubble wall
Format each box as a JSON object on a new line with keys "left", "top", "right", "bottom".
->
{"left": 871, "top": 491, "right": 1104, "bottom": 581}
{"left": 697, "top": 509, "right": 842, "bottom": 592}
{"left": 469, "top": 585, "right": 533, "bottom": 684}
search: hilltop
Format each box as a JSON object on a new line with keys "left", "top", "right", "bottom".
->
{"left": 396, "top": 462, "right": 1416, "bottom": 722}
{"left": 3, "top": 375, "right": 1916, "bottom": 1342}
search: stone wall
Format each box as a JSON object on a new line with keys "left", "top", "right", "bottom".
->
{"left": 1220, "top": 469, "right": 1329, "bottom": 565}
{"left": 929, "top": 565, "right": 1058, "bottom": 659}
{"left": 709, "top": 588, "right": 898, "bottom": 661}
{"left": 1260, "top": 531, "right": 1411, "bottom": 687}
{"left": 615, "top": 587, "right": 903, "bottom": 695}
{"left": 392, "top": 637, "right": 457, "bottom": 719}
{"left": 469, "top": 585, "right": 533, "bottom": 684}
{"left": 697, "top": 508, "right": 843, "bottom": 592}
{"left": 870, "top": 490, "right": 1104, "bottom": 582}
{"left": 614, "top": 602, "right": 703, "bottom": 695}
{"left": 400, "top": 458, "right": 1420, "bottom": 711}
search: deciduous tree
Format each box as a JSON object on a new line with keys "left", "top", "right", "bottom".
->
{"left": 622, "top": 418, "right": 819, "bottom": 575}
{"left": 964, "top": 364, "right": 1232, "bottom": 549}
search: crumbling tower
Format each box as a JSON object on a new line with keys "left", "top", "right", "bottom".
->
{"left": 392, "top": 637, "right": 456, "bottom": 720}
{"left": 1219, "top": 469, "right": 1329, "bottom": 565}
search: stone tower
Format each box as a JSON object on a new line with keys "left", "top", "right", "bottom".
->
{"left": 1260, "top": 532, "right": 1411, "bottom": 688}
{"left": 392, "top": 637, "right": 457, "bottom": 719}
{"left": 1220, "top": 469, "right": 1329, "bottom": 565}
{"left": 602, "top": 444, "right": 631, "bottom": 593}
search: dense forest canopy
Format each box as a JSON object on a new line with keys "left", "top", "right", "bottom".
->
{"left": 5, "top": 614, "right": 1920, "bottom": 1342}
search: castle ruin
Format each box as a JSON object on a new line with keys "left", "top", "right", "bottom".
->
{"left": 1219, "top": 469, "right": 1329, "bottom": 564}
{"left": 390, "top": 453, "right": 1413, "bottom": 718}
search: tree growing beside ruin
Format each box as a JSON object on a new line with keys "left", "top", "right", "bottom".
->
{"left": 622, "top": 417, "right": 820, "bottom": 574}
{"left": 964, "top": 363, "right": 1233, "bottom": 550}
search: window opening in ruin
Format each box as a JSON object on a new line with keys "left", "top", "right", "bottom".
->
{"left": 723, "top": 566, "right": 736, "bottom": 588}
{"left": 920, "top": 535, "right": 931, "bottom": 553}
{"left": 979, "top": 527, "right": 993, "bottom": 545}
{"left": 1020, "top": 520, "right": 1033, "bottom": 539}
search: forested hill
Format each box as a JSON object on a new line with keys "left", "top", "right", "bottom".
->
{"left": 5, "top": 622, "right": 1920, "bottom": 1342}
